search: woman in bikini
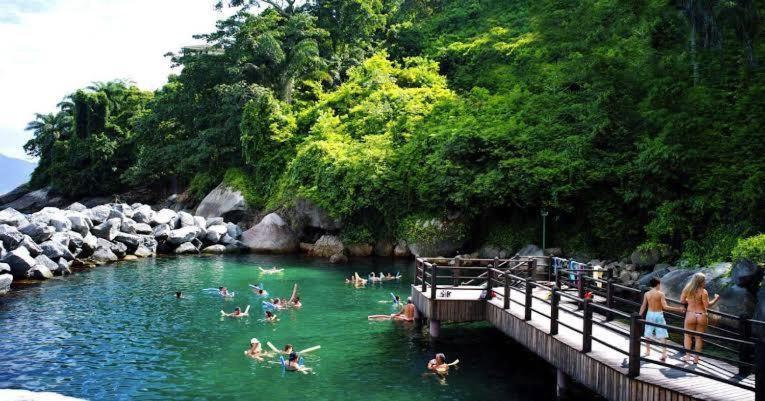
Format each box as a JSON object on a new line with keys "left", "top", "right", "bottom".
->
{"left": 680, "top": 273, "right": 720, "bottom": 364}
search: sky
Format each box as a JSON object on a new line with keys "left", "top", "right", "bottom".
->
{"left": 0, "top": 0, "right": 235, "bottom": 160}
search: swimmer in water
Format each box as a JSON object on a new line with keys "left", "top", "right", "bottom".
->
{"left": 222, "top": 305, "right": 250, "bottom": 318}
{"left": 175, "top": 291, "right": 182, "bottom": 299}
{"left": 353, "top": 272, "right": 367, "bottom": 286}
{"left": 427, "top": 353, "right": 449, "bottom": 374}
{"left": 244, "top": 338, "right": 265, "bottom": 360}
{"left": 392, "top": 297, "right": 416, "bottom": 321}
{"left": 265, "top": 310, "right": 278, "bottom": 322}
{"left": 219, "top": 287, "right": 233, "bottom": 297}
{"left": 369, "top": 273, "right": 382, "bottom": 283}
{"left": 286, "top": 351, "right": 312, "bottom": 373}
{"left": 287, "top": 284, "right": 301, "bottom": 308}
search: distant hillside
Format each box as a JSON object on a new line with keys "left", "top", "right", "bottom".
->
{"left": 0, "top": 154, "right": 35, "bottom": 195}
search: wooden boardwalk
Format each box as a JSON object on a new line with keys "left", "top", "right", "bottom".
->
{"left": 412, "top": 284, "right": 756, "bottom": 401}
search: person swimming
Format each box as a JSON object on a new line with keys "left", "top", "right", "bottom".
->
{"left": 286, "top": 284, "right": 301, "bottom": 308}
{"left": 265, "top": 310, "right": 278, "bottom": 322}
{"left": 392, "top": 297, "right": 416, "bottom": 321}
{"left": 219, "top": 287, "right": 234, "bottom": 297}
{"left": 427, "top": 353, "right": 449, "bottom": 374}
{"left": 175, "top": 291, "right": 182, "bottom": 299}
{"left": 244, "top": 338, "right": 264, "bottom": 360}
{"left": 222, "top": 305, "right": 250, "bottom": 318}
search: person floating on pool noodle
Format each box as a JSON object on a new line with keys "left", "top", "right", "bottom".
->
{"left": 244, "top": 338, "right": 266, "bottom": 360}
{"left": 286, "top": 284, "right": 301, "bottom": 308}
{"left": 285, "top": 351, "right": 312, "bottom": 373}
{"left": 222, "top": 305, "right": 250, "bottom": 317}
{"left": 369, "top": 273, "right": 382, "bottom": 283}
{"left": 353, "top": 272, "right": 367, "bottom": 286}
{"left": 265, "top": 310, "right": 278, "bottom": 322}
{"left": 392, "top": 297, "right": 416, "bottom": 321}
{"left": 250, "top": 284, "right": 269, "bottom": 297}
{"left": 219, "top": 287, "right": 234, "bottom": 298}
{"left": 427, "top": 353, "right": 459, "bottom": 374}
{"left": 259, "top": 266, "right": 284, "bottom": 274}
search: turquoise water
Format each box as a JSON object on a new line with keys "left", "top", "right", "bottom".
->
{"left": 0, "top": 255, "right": 597, "bottom": 400}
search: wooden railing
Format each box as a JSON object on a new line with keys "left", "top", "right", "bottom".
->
{"left": 413, "top": 256, "right": 765, "bottom": 400}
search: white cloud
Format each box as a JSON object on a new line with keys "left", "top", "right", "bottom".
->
{"left": 0, "top": 0, "right": 233, "bottom": 160}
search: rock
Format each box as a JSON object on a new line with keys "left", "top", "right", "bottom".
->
{"left": 224, "top": 242, "right": 246, "bottom": 253}
{"left": 132, "top": 205, "right": 155, "bottom": 224}
{"left": 112, "top": 203, "right": 134, "bottom": 218}
{"left": 202, "top": 245, "right": 227, "bottom": 254}
{"left": 27, "top": 264, "right": 53, "bottom": 279}
{"left": 206, "top": 217, "right": 224, "bottom": 227}
{"left": 91, "top": 218, "right": 121, "bottom": 241}
{"left": 219, "top": 234, "right": 235, "bottom": 245}
{"left": 241, "top": 213, "right": 298, "bottom": 254}
{"left": 1, "top": 246, "right": 37, "bottom": 277}
{"left": 205, "top": 225, "right": 227, "bottom": 244}
{"left": 287, "top": 198, "right": 342, "bottom": 235}
{"left": 175, "top": 242, "right": 199, "bottom": 254}
{"left": 113, "top": 232, "right": 142, "bottom": 250}
{"left": 133, "top": 223, "right": 152, "bottom": 235}
{"left": 120, "top": 219, "right": 138, "bottom": 234}
{"left": 329, "top": 253, "right": 348, "bottom": 264}
{"left": 90, "top": 246, "right": 118, "bottom": 265}
{"left": 61, "top": 231, "right": 83, "bottom": 252}
{"left": 0, "top": 262, "right": 8, "bottom": 274}
{"left": 659, "top": 269, "right": 700, "bottom": 300}
{"left": 168, "top": 226, "right": 201, "bottom": 245}
{"left": 191, "top": 238, "right": 203, "bottom": 250}
{"left": 477, "top": 244, "right": 510, "bottom": 259}
{"left": 347, "top": 243, "right": 373, "bottom": 257}
{"left": 134, "top": 245, "right": 154, "bottom": 257}
{"left": 34, "top": 254, "right": 59, "bottom": 272}
{"left": 711, "top": 281, "right": 756, "bottom": 317}
{"left": 19, "top": 222, "right": 54, "bottom": 243}
{"left": 373, "top": 240, "right": 394, "bottom": 257}
{"left": 731, "top": 259, "right": 763, "bottom": 290}
{"left": 394, "top": 240, "right": 411, "bottom": 258}
{"left": 0, "top": 224, "right": 25, "bottom": 250}
{"left": 544, "top": 247, "right": 563, "bottom": 257}
{"left": 311, "top": 235, "right": 344, "bottom": 258}
{"left": 177, "top": 211, "right": 195, "bottom": 227}
{"left": 630, "top": 247, "right": 661, "bottom": 268}
{"left": 81, "top": 233, "right": 98, "bottom": 255}
{"left": 139, "top": 236, "right": 158, "bottom": 253}
{"left": 40, "top": 240, "right": 74, "bottom": 261}
{"left": 2, "top": 186, "right": 55, "bottom": 212}
{"left": 195, "top": 183, "right": 247, "bottom": 220}
{"left": 152, "top": 209, "right": 177, "bottom": 226}
{"left": 123, "top": 255, "right": 139, "bottom": 261}
{"left": 0, "top": 208, "right": 29, "bottom": 227}
{"left": 97, "top": 238, "right": 127, "bottom": 259}
{"left": 517, "top": 244, "right": 543, "bottom": 257}
{"left": 86, "top": 205, "right": 113, "bottom": 225}
{"left": 0, "top": 183, "right": 31, "bottom": 205}
{"left": 226, "top": 222, "right": 242, "bottom": 239}
{"left": 193, "top": 215, "right": 206, "bottom": 229}
{"left": 67, "top": 202, "right": 88, "bottom": 212}
{"left": 56, "top": 258, "right": 72, "bottom": 275}
{"left": 22, "top": 235, "right": 43, "bottom": 256}
{"left": 65, "top": 211, "right": 92, "bottom": 236}
{"left": 0, "top": 273, "right": 11, "bottom": 294}
{"left": 152, "top": 224, "right": 171, "bottom": 240}
{"left": 299, "top": 242, "right": 314, "bottom": 253}
{"left": 48, "top": 214, "right": 72, "bottom": 232}
{"left": 653, "top": 263, "right": 671, "bottom": 272}
{"left": 636, "top": 268, "right": 671, "bottom": 289}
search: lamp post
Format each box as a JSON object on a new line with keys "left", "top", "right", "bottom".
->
{"left": 541, "top": 209, "right": 549, "bottom": 251}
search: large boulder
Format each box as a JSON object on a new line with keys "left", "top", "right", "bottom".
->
{"left": 226, "top": 222, "right": 242, "bottom": 239}
{"left": 34, "top": 254, "right": 59, "bottom": 274}
{"left": 405, "top": 218, "right": 465, "bottom": 257}
{"left": 91, "top": 218, "right": 121, "bottom": 241}
{"left": 2, "top": 186, "right": 56, "bottom": 212}
{"left": 394, "top": 240, "right": 411, "bottom": 258}
{"left": 329, "top": 253, "right": 348, "bottom": 264}
{"left": 0, "top": 208, "right": 29, "bottom": 227}
{"left": 311, "top": 235, "right": 344, "bottom": 258}
{"left": 241, "top": 213, "right": 298, "bottom": 254}
{"left": 55, "top": 258, "right": 72, "bottom": 275}
{"left": 134, "top": 245, "right": 154, "bottom": 258}
{"left": 0, "top": 224, "right": 25, "bottom": 250}
{"left": 202, "top": 244, "right": 227, "bottom": 254}
{"left": 205, "top": 225, "right": 228, "bottom": 244}
{"left": 710, "top": 279, "right": 756, "bottom": 318}
{"left": 0, "top": 184, "right": 31, "bottom": 205}
{"left": 174, "top": 242, "right": 199, "bottom": 254}
{"left": 132, "top": 205, "right": 155, "bottom": 224}
{"left": 90, "top": 246, "right": 119, "bottom": 265}
{"left": 630, "top": 247, "right": 661, "bottom": 268}
{"left": 477, "top": 244, "right": 511, "bottom": 259}
{"left": 152, "top": 224, "right": 171, "bottom": 240}
{"left": 152, "top": 209, "right": 177, "bottom": 226}
{"left": 19, "top": 222, "right": 54, "bottom": 243}
{"left": 374, "top": 240, "right": 394, "bottom": 257}
{"left": 286, "top": 198, "right": 342, "bottom": 234}
{"left": 47, "top": 213, "right": 72, "bottom": 232}
{"left": 120, "top": 218, "right": 138, "bottom": 234}
{"left": 1, "top": 247, "right": 37, "bottom": 277}
{"left": 133, "top": 223, "right": 152, "bottom": 235}
{"left": 27, "top": 264, "right": 53, "bottom": 280}
{"left": 0, "top": 262, "right": 8, "bottom": 275}
{"left": 113, "top": 232, "right": 142, "bottom": 251}
{"left": 731, "top": 259, "right": 763, "bottom": 290}
{"left": 517, "top": 244, "right": 543, "bottom": 257}
{"left": 177, "top": 211, "right": 195, "bottom": 228}
{"left": 206, "top": 217, "right": 224, "bottom": 227}
{"left": 97, "top": 238, "right": 127, "bottom": 258}
{"left": 347, "top": 243, "right": 373, "bottom": 257}
{"left": 64, "top": 210, "right": 92, "bottom": 236}
{"left": 168, "top": 226, "right": 201, "bottom": 245}
{"left": 85, "top": 205, "right": 113, "bottom": 225}
{"left": 22, "top": 235, "right": 42, "bottom": 256}
{"left": 0, "top": 273, "right": 12, "bottom": 294}
{"left": 195, "top": 183, "right": 247, "bottom": 221}
{"left": 40, "top": 240, "right": 74, "bottom": 261}
{"left": 81, "top": 233, "right": 98, "bottom": 256}
{"left": 66, "top": 202, "right": 88, "bottom": 212}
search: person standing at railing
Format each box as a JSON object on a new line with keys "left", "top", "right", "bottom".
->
{"left": 680, "top": 273, "right": 721, "bottom": 364}
{"left": 639, "top": 277, "right": 686, "bottom": 362}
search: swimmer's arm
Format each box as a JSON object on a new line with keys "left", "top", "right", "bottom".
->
{"left": 639, "top": 293, "right": 647, "bottom": 315}
{"left": 289, "top": 284, "right": 298, "bottom": 303}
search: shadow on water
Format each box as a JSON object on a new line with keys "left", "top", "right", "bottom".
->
{"left": 0, "top": 254, "right": 603, "bottom": 401}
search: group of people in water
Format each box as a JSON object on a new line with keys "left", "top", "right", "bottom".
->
{"left": 346, "top": 271, "right": 400, "bottom": 287}
{"left": 639, "top": 272, "right": 721, "bottom": 364}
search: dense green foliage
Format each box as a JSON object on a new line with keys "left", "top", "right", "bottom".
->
{"left": 732, "top": 234, "right": 765, "bottom": 263}
{"left": 25, "top": 0, "right": 765, "bottom": 261}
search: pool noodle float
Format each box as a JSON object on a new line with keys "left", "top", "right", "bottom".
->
{"left": 390, "top": 292, "right": 398, "bottom": 304}
{"left": 298, "top": 345, "right": 320, "bottom": 354}
{"left": 267, "top": 341, "right": 281, "bottom": 354}
{"left": 262, "top": 301, "right": 278, "bottom": 311}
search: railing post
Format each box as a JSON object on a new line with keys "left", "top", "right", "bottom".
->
{"left": 628, "top": 313, "right": 642, "bottom": 378}
{"left": 756, "top": 339, "right": 764, "bottom": 401}
{"left": 605, "top": 268, "right": 614, "bottom": 322}
{"left": 739, "top": 314, "right": 753, "bottom": 377}
{"left": 524, "top": 274, "right": 534, "bottom": 321}
{"left": 415, "top": 260, "right": 420, "bottom": 286}
{"left": 582, "top": 298, "right": 593, "bottom": 353}
{"left": 555, "top": 262, "right": 562, "bottom": 289}
{"left": 430, "top": 263, "right": 437, "bottom": 300}
{"left": 453, "top": 256, "right": 461, "bottom": 287}
{"left": 421, "top": 261, "right": 427, "bottom": 293}
{"left": 486, "top": 263, "right": 493, "bottom": 301}
{"left": 550, "top": 287, "right": 559, "bottom": 336}
{"left": 576, "top": 265, "right": 585, "bottom": 310}
{"left": 503, "top": 269, "right": 510, "bottom": 310}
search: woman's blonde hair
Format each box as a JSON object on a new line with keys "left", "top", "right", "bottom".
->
{"left": 682, "top": 272, "right": 707, "bottom": 299}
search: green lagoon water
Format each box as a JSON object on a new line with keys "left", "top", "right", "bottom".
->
{"left": 0, "top": 255, "right": 598, "bottom": 400}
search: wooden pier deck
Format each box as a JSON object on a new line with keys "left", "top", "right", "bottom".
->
{"left": 412, "top": 256, "right": 763, "bottom": 401}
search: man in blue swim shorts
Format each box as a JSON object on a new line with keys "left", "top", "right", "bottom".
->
{"left": 639, "top": 277, "right": 686, "bottom": 361}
